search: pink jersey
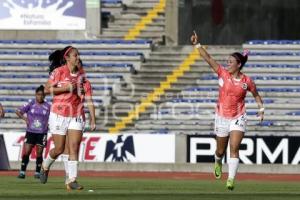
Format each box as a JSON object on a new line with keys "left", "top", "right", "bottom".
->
{"left": 48, "top": 65, "right": 83, "bottom": 117}
{"left": 216, "top": 65, "right": 256, "bottom": 119}
{"left": 81, "top": 80, "right": 93, "bottom": 122}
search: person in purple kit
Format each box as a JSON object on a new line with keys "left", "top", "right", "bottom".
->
{"left": 16, "top": 85, "right": 51, "bottom": 179}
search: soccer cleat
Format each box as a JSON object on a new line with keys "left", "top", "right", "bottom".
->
{"left": 214, "top": 162, "right": 222, "bottom": 179}
{"left": 17, "top": 173, "right": 25, "bottom": 179}
{"left": 226, "top": 178, "right": 235, "bottom": 190}
{"left": 34, "top": 172, "right": 40, "bottom": 179}
{"left": 39, "top": 166, "right": 49, "bottom": 184}
{"left": 66, "top": 180, "right": 84, "bottom": 191}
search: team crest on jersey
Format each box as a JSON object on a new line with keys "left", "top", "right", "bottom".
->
{"left": 242, "top": 83, "right": 248, "bottom": 90}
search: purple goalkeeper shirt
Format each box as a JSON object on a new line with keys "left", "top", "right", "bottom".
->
{"left": 18, "top": 99, "right": 51, "bottom": 134}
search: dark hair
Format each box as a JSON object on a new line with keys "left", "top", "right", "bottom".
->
{"left": 231, "top": 51, "right": 249, "bottom": 70}
{"left": 48, "top": 46, "right": 75, "bottom": 74}
{"left": 35, "top": 85, "right": 45, "bottom": 94}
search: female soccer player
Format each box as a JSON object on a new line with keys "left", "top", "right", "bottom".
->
{"left": 61, "top": 59, "right": 96, "bottom": 184}
{"left": 16, "top": 85, "right": 50, "bottom": 179}
{"left": 40, "top": 46, "right": 85, "bottom": 190}
{"left": 191, "top": 32, "right": 264, "bottom": 190}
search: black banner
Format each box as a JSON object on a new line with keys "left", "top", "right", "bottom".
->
{"left": 187, "top": 135, "right": 300, "bottom": 164}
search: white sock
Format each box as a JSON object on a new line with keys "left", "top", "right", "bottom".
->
{"left": 214, "top": 154, "right": 223, "bottom": 164}
{"left": 68, "top": 160, "right": 78, "bottom": 182}
{"left": 228, "top": 157, "right": 239, "bottom": 180}
{"left": 61, "top": 154, "right": 69, "bottom": 177}
{"left": 43, "top": 155, "right": 55, "bottom": 170}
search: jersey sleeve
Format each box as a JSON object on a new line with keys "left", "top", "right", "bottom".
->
{"left": 18, "top": 100, "right": 32, "bottom": 114}
{"left": 217, "top": 65, "right": 227, "bottom": 78}
{"left": 48, "top": 68, "right": 61, "bottom": 86}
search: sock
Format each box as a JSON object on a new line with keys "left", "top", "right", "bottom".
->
{"left": 36, "top": 156, "right": 43, "bottom": 173}
{"left": 20, "top": 155, "right": 30, "bottom": 172}
{"left": 68, "top": 160, "right": 78, "bottom": 183}
{"left": 214, "top": 154, "right": 223, "bottom": 164}
{"left": 61, "top": 154, "right": 69, "bottom": 177}
{"left": 228, "top": 157, "right": 239, "bottom": 180}
{"left": 43, "top": 155, "right": 55, "bottom": 170}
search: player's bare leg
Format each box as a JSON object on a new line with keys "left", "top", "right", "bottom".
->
{"left": 227, "top": 131, "right": 244, "bottom": 190}
{"left": 65, "top": 129, "right": 83, "bottom": 190}
{"left": 40, "top": 134, "right": 66, "bottom": 184}
{"left": 214, "top": 136, "right": 229, "bottom": 179}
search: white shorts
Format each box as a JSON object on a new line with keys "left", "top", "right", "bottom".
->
{"left": 214, "top": 113, "right": 247, "bottom": 137}
{"left": 48, "top": 112, "right": 84, "bottom": 135}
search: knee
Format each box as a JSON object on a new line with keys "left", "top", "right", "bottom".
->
{"left": 54, "top": 146, "right": 65, "bottom": 155}
{"left": 215, "top": 149, "right": 225, "bottom": 157}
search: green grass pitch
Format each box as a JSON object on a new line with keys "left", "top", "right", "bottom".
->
{"left": 0, "top": 176, "right": 300, "bottom": 200}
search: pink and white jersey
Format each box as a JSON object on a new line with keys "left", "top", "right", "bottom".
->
{"left": 48, "top": 65, "right": 82, "bottom": 117}
{"left": 216, "top": 65, "right": 256, "bottom": 119}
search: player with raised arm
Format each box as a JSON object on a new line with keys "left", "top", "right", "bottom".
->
{"left": 191, "top": 31, "right": 264, "bottom": 190}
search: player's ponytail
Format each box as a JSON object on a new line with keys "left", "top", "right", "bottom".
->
{"left": 231, "top": 49, "right": 250, "bottom": 70}
{"left": 48, "top": 46, "right": 75, "bottom": 74}
{"left": 48, "top": 49, "right": 63, "bottom": 74}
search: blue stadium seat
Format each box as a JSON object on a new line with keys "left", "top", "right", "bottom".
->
{"left": 0, "top": 51, "right": 144, "bottom": 57}
{"left": 249, "top": 52, "right": 300, "bottom": 56}
{"left": 170, "top": 98, "right": 274, "bottom": 104}
{"left": 0, "top": 85, "right": 112, "bottom": 91}
{"left": 0, "top": 39, "right": 152, "bottom": 45}
{"left": 0, "top": 74, "right": 47, "bottom": 78}
{"left": 200, "top": 75, "right": 300, "bottom": 81}
{"left": 244, "top": 64, "right": 300, "bottom": 68}
{"left": 0, "top": 62, "right": 134, "bottom": 71}
{"left": 246, "top": 111, "right": 258, "bottom": 116}
{"left": 185, "top": 87, "right": 300, "bottom": 93}
{"left": 286, "top": 111, "right": 300, "bottom": 116}
{"left": 246, "top": 40, "right": 300, "bottom": 45}
{"left": 101, "top": 0, "right": 122, "bottom": 4}
{"left": 0, "top": 62, "right": 48, "bottom": 67}
{"left": 3, "top": 108, "right": 16, "bottom": 113}
{"left": 258, "top": 121, "right": 274, "bottom": 126}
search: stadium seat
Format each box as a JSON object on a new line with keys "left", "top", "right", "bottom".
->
{"left": 244, "top": 64, "right": 300, "bottom": 68}
{"left": 0, "top": 39, "right": 152, "bottom": 45}
{"left": 246, "top": 40, "right": 300, "bottom": 45}
{"left": 286, "top": 111, "right": 300, "bottom": 116}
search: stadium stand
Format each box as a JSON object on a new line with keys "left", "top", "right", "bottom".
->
{"left": 0, "top": 1, "right": 299, "bottom": 137}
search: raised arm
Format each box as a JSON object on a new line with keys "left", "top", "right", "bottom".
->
{"left": 191, "top": 31, "right": 219, "bottom": 73}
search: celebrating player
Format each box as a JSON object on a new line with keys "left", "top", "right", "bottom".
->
{"left": 191, "top": 31, "right": 264, "bottom": 190}
{"left": 61, "top": 59, "right": 96, "bottom": 185}
{"left": 40, "top": 46, "right": 85, "bottom": 190}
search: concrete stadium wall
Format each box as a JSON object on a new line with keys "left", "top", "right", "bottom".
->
{"left": 166, "top": 0, "right": 300, "bottom": 45}
{"left": 0, "top": 1, "right": 101, "bottom": 40}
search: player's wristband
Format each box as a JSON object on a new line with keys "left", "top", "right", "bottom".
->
{"left": 259, "top": 107, "right": 265, "bottom": 112}
{"left": 195, "top": 43, "right": 202, "bottom": 49}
